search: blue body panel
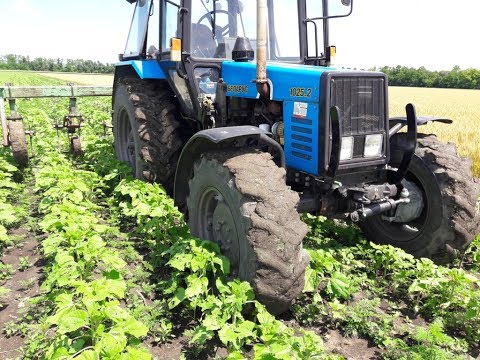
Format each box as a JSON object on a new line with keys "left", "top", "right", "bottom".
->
{"left": 283, "top": 101, "right": 320, "bottom": 174}
{"left": 222, "top": 61, "right": 335, "bottom": 175}
{"left": 115, "top": 60, "right": 175, "bottom": 80}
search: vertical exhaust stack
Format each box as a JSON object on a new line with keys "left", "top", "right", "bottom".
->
{"left": 256, "top": 0, "right": 270, "bottom": 98}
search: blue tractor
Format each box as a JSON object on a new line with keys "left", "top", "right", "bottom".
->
{"left": 113, "top": 0, "right": 480, "bottom": 314}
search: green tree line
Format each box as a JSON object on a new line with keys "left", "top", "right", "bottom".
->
{"left": 378, "top": 65, "right": 480, "bottom": 89}
{"left": 1, "top": 54, "right": 479, "bottom": 89}
{"left": 0, "top": 54, "right": 114, "bottom": 74}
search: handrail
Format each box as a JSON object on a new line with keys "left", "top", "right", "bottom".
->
{"left": 0, "top": 85, "right": 112, "bottom": 99}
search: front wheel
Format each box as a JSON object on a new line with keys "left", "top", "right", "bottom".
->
{"left": 360, "top": 134, "right": 480, "bottom": 262}
{"left": 187, "top": 150, "right": 310, "bottom": 315}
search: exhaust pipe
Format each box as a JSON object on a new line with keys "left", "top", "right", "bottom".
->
{"left": 256, "top": 0, "right": 269, "bottom": 98}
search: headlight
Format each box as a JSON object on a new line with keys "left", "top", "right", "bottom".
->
{"left": 364, "top": 134, "right": 383, "bottom": 158}
{"left": 340, "top": 136, "right": 354, "bottom": 161}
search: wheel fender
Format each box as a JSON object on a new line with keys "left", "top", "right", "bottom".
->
{"left": 389, "top": 115, "right": 453, "bottom": 129}
{"left": 115, "top": 60, "right": 167, "bottom": 80}
{"left": 174, "top": 126, "right": 284, "bottom": 212}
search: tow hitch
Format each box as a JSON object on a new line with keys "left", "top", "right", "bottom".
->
{"left": 350, "top": 192, "right": 410, "bottom": 222}
{"left": 349, "top": 187, "right": 411, "bottom": 222}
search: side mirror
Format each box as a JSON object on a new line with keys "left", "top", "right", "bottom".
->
{"left": 237, "top": 0, "right": 244, "bottom": 13}
{"left": 327, "top": 0, "right": 353, "bottom": 18}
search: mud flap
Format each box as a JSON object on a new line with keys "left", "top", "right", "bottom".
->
{"left": 388, "top": 103, "right": 418, "bottom": 184}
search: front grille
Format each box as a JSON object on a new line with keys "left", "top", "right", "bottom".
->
{"left": 330, "top": 76, "right": 386, "bottom": 137}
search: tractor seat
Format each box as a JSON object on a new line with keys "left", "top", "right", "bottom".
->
{"left": 191, "top": 23, "right": 218, "bottom": 58}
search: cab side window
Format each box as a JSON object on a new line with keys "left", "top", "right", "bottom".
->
{"left": 146, "top": 0, "right": 160, "bottom": 57}
{"left": 124, "top": 0, "right": 152, "bottom": 58}
{"left": 161, "top": 0, "right": 180, "bottom": 52}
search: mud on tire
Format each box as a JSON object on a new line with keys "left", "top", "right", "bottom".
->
{"left": 112, "top": 77, "right": 189, "bottom": 195}
{"left": 360, "top": 133, "right": 480, "bottom": 262}
{"left": 187, "top": 150, "right": 310, "bottom": 315}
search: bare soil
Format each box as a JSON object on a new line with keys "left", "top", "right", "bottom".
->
{"left": 0, "top": 228, "right": 42, "bottom": 359}
{"left": 323, "top": 329, "right": 382, "bottom": 360}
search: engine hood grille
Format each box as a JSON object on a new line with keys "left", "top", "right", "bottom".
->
{"left": 330, "top": 76, "right": 387, "bottom": 136}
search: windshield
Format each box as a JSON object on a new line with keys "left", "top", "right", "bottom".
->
{"left": 190, "top": 0, "right": 300, "bottom": 61}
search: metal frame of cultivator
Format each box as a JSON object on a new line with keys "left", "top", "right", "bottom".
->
{"left": 0, "top": 83, "right": 112, "bottom": 166}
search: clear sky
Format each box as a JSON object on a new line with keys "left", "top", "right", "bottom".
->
{"left": 0, "top": 0, "right": 479, "bottom": 70}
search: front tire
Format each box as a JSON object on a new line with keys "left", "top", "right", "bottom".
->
{"left": 187, "top": 150, "right": 310, "bottom": 315}
{"left": 360, "top": 134, "right": 480, "bottom": 262}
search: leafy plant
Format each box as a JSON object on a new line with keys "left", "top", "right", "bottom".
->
{"left": 18, "top": 278, "right": 36, "bottom": 291}
{"left": 0, "top": 262, "right": 14, "bottom": 281}
{"left": 330, "top": 298, "right": 398, "bottom": 347}
{"left": 18, "top": 256, "right": 30, "bottom": 271}
{"left": 3, "top": 320, "right": 17, "bottom": 338}
{"left": 383, "top": 319, "right": 469, "bottom": 360}
{"left": 0, "top": 286, "right": 10, "bottom": 308}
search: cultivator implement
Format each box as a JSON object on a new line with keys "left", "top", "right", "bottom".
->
{"left": 0, "top": 83, "right": 112, "bottom": 166}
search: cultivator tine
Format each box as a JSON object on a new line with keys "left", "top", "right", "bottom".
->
{"left": 64, "top": 96, "right": 85, "bottom": 156}
{"left": 53, "top": 118, "right": 63, "bottom": 152}
{"left": 25, "top": 126, "right": 35, "bottom": 159}
{"left": 102, "top": 121, "right": 113, "bottom": 136}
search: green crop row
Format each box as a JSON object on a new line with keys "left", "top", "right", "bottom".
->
{"left": 0, "top": 152, "right": 22, "bottom": 308}
{"left": 0, "top": 155, "right": 20, "bottom": 249}
{"left": 25, "top": 152, "right": 151, "bottom": 359}
{"left": 79, "top": 136, "right": 341, "bottom": 359}
{"left": 295, "top": 215, "right": 480, "bottom": 358}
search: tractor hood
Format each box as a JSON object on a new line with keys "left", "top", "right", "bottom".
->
{"left": 222, "top": 61, "right": 335, "bottom": 102}
{"left": 221, "top": 60, "right": 389, "bottom": 177}
{"left": 222, "top": 60, "right": 338, "bottom": 175}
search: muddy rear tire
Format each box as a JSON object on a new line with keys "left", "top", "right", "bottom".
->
{"left": 360, "top": 134, "right": 480, "bottom": 262}
{"left": 112, "top": 77, "right": 189, "bottom": 195}
{"left": 8, "top": 121, "right": 28, "bottom": 167}
{"left": 187, "top": 150, "right": 310, "bottom": 315}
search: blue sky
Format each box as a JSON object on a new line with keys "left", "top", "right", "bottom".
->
{"left": 0, "top": 0, "right": 479, "bottom": 70}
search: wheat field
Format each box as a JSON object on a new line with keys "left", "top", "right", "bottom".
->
{"left": 389, "top": 87, "right": 480, "bottom": 177}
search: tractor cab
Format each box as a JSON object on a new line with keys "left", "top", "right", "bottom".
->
{"left": 120, "top": 0, "right": 353, "bottom": 117}
{"left": 123, "top": 0, "right": 351, "bottom": 61}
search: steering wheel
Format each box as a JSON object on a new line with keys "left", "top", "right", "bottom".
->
{"left": 197, "top": 10, "right": 235, "bottom": 39}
